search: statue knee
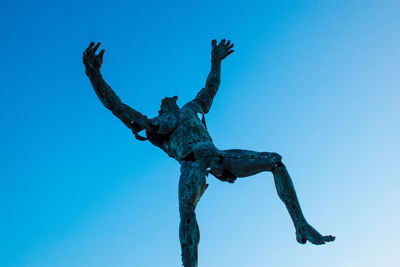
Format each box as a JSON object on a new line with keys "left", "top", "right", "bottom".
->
{"left": 260, "top": 152, "right": 282, "bottom": 169}
{"left": 179, "top": 202, "right": 195, "bottom": 219}
{"left": 270, "top": 152, "right": 282, "bottom": 164}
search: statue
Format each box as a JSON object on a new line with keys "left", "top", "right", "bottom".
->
{"left": 83, "top": 39, "right": 335, "bottom": 267}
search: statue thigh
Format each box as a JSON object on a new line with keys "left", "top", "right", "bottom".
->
{"left": 220, "top": 149, "right": 282, "bottom": 178}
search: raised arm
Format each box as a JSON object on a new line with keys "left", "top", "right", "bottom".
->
{"left": 193, "top": 39, "right": 234, "bottom": 114}
{"left": 83, "top": 42, "right": 152, "bottom": 141}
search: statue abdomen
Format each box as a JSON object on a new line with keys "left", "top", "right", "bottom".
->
{"left": 164, "top": 117, "right": 213, "bottom": 161}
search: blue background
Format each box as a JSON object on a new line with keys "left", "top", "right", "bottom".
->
{"left": 1, "top": 1, "right": 399, "bottom": 266}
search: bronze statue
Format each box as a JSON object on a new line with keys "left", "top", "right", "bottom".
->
{"left": 83, "top": 39, "right": 335, "bottom": 267}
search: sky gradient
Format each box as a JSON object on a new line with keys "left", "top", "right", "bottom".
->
{"left": 1, "top": 1, "right": 399, "bottom": 266}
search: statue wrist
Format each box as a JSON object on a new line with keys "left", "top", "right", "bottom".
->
{"left": 211, "top": 57, "right": 221, "bottom": 63}
{"left": 85, "top": 67, "right": 101, "bottom": 77}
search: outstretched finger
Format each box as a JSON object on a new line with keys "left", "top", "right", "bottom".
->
{"left": 221, "top": 50, "right": 234, "bottom": 60}
{"left": 225, "top": 40, "right": 231, "bottom": 47}
{"left": 87, "top": 42, "right": 95, "bottom": 53}
{"left": 212, "top": 39, "right": 217, "bottom": 48}
{"left": 98, "top": 49, "right": 105, "bottom": 59}
{"left": 219, "top": 38, "right": 226, "bottom": 46}
{"left": 92, "top": 42, "right": 101, "bottom": 54}
{"left": 84, "top": 42, "right": 95, "bottom": 56}
{"left": 227, "top": 43, "right": 234, "bottom": 50}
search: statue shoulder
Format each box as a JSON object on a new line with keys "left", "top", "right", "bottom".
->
{"left": 182, "top": 100, "right": 203, "bottom": 114}
{"left": 151, "top": 112, "right": 180, "bottom": 134}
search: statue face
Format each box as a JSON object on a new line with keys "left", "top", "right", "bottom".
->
{"left": 159, "top": 96, "right": 179, "bottom": 115}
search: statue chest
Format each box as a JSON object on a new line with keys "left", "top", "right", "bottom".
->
{"left": 146, "top": 113, "right": 212, "bottom": 161}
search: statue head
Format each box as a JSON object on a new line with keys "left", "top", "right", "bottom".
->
{"left": 158, "top": 96, "right": 179, "bottom": 115}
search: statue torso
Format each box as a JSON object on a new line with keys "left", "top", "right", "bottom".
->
{"left": 145, "top": 105, "right": 215, "bottom": 162}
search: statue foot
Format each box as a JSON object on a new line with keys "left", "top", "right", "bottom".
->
{"left": 295, "top": 223, "right": 335, "bottom": 245}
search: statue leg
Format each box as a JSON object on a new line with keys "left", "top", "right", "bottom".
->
{"left": 218, "top": 149, "right": 335, "bottom": 245}
{"left": 179, "top": 160, "right": 208, "bottom": 267}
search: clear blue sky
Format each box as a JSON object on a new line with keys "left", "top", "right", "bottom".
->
{"left": 1, "top": 1, "right": 399, "bottom": 266}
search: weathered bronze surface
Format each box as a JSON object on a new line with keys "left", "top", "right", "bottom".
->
{"left": 83, "top": 39, "right": 335, "bottom": 267}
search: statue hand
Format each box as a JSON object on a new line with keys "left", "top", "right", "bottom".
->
{"left": 83, "top": 42, "right": 105, "bottom": 74}
{"left": 211, "top": 39, "right": 234, "bottom": 61}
